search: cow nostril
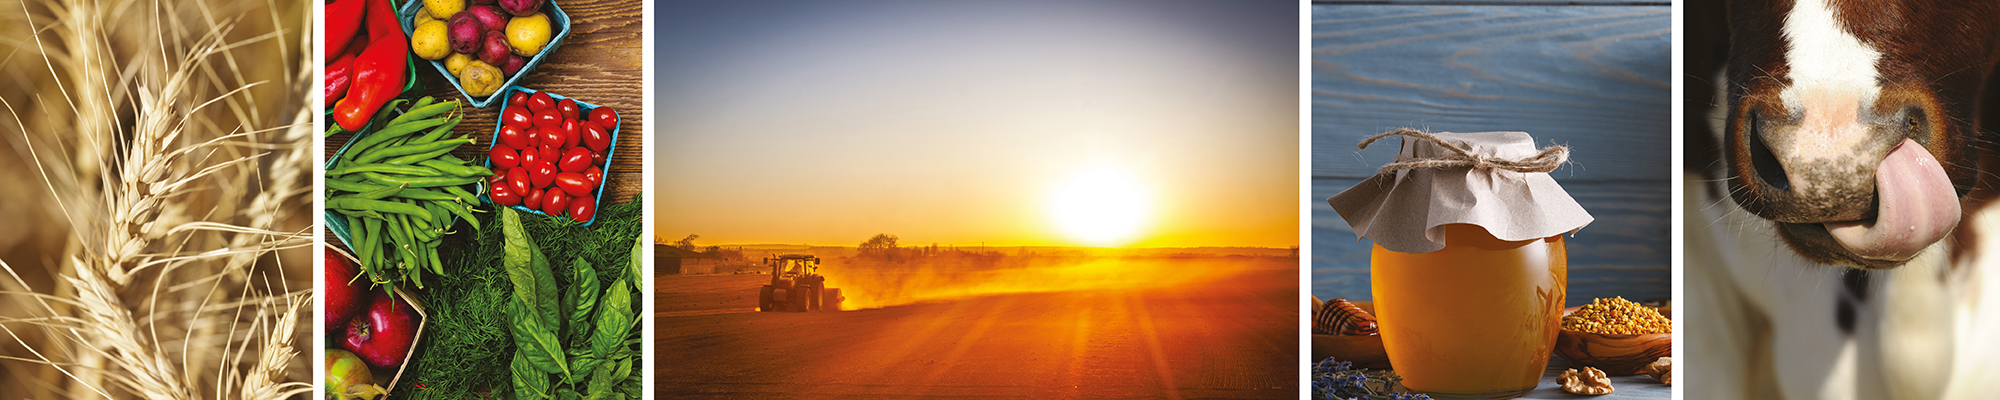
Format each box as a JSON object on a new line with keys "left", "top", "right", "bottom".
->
{"left": 1748, "top": 118, "right": 1790, "bottom": 191}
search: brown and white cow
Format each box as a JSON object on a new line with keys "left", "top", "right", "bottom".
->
{"left": 1687, "top": 0, "right": 2000, "bottom": 398}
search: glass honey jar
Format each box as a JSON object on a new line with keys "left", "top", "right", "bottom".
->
{"left": 1330, "top": 130, "right": 1591, "bottom": 400}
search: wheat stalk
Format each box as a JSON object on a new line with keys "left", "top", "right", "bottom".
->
{"left": 0, "top": 0, "right": 311, "bottom": 398}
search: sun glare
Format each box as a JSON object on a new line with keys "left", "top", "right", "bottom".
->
{"left": 1048, "top": 168, "right": 1151, "bottom": 247}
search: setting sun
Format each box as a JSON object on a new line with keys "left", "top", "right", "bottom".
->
{"left": 1047, "top": 168, "right": 1152, "bottom": 247}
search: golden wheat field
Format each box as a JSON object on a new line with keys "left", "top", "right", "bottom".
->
{"left": 0, "top": 0, "right": 311, "bottom": 397}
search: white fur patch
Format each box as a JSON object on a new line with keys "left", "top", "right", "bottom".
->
{"left": 1776, "top": 0, "right": 1885, "bottom": 166}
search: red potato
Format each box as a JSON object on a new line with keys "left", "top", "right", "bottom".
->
{"left": 502, "top": 54, "right": 525, "bottom": 77}
{"left": 557, "top": 98, "right": 579, "bottom": 121}
{"left": 479, "top": 30, "right": 512, "bottom": 65}
{"left": 465, "top": 5, "right": 508, "bottom": 32}
{"left": 490, "top": 146, "right": 520, "bottom": 169}
{"left": 580, "top": 121, "right": 610, "bottom": 152}
{"left": 590, "top": 106, "right": 618, "bottom": 129}
{"left": 527, "top": 91, "right": 554, "bottom": 112}
{"left": 448, "top": 13, "right": 483, "bottom": 55}
{"left": 502, "top": 106, "right": 533, "bottom": 129}
{"left": 569, "top": 197, "right": 596, "bottom": 222}
{"left": 554, "top": 172, "right": 592, "bottom": 197}
{"left": 523, "top": 188, "right": 544, "bottom": 212}
{"left": 542, "top": 188, "right": 570, "bottom": 220}
{"left": 490, "top": 181, "right": 520, "bottom": 207}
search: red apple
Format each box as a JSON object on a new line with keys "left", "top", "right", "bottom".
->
{"left": 342, "top": 293, "right": 419, "bottom": 370}
{"left": 324, "top": 249, "right": 367, "bottom": 328}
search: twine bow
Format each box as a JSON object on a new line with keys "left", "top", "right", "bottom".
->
{"left": 1358, "top": 128, "right": 1569, "bottom": 173}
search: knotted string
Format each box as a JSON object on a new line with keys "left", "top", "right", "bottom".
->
{"left": 1358, "top": 128, "right": 1569, "bottom": 173}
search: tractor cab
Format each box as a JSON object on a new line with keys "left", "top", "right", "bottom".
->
{"left": 759, "top": 254, "right": 843, "bottom": 312}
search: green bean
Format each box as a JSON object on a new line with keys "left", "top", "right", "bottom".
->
{"left": 340, "top": 117, "right": 451, "bottom": 163}
{"left": 359, "top": 172, "right": 481, "bottom": 188}
{"left": 354, "top": 136, "right": 475, "bottom": 164}
{"left": 388, "top": 99, "right": 454, "bottom": 127}
{"left": 403, "top": 114, "right": 463, "bottom": 147}
{"left": 434, "top": 199, "right": 480, "bottom": 231}
{"left": 407, "top": 96, "right": 435, "bottom": 112}
{"left": 361, "top": 217, "right": 382, "bottom": 275}
{"left": 331, "top": 208, "right": 386, "bottom": 220}
{"left": 417, "top": 159, "right": 493, "bottom": 177}
{"left": 442, "top": 185, "right": 481, "bottom": 205}
{"left": 327, "top": 198, "right": 435, "bottom": 221}
{"left": 382, "top": 144, "right": 460, "bottom": 165}
{"left": 328, "top": 164, "right": 443, "bottom": 177}
{"left": 350, "top": 183, "right": 407, "bottom": 201}
{"left": 427, "top": 241, "right": 446, "bottom": 277}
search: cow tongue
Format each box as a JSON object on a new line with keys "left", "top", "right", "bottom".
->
{"left": 1827, "top": 139, "right": 1960, "bottom": 261}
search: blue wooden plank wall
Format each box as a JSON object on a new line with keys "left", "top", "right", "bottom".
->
{"left": 1310, "top": 4, "right": 1670, "bottom": 307}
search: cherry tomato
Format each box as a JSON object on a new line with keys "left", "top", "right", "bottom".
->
{"left": 591, "top": 151, "right": 605, "bottom": 166}
{"left": 508, "top": 168, "right": 532, "bottom": 201}
{"left": 487, "top": 170, "right": 507, "bottom": 189}
{"left": 534, "top": 109, "right": 563, "bottom": 131}
{"left": 569, "top": 197, "right": 596, "bottom": 222}
{"left": 561, "top": 119, "right": 580, "bottom": 149}
{"left": 498, "top": 124, "right": 530, "bottom": 150}
{"left": 557, "top": 98, "right": 579, "bottom": 121}
{"left": 559, "top": 147, "right": 591, "bottom": 173}
{"left": 489, "top": 146, "right": 520, "bottom": 169}
{"left": 539, "top": 146, "right": 559, "bottom": 165}
{"left": 540, "top": 127, "right": 566, "bottom": 153}
{"left": 520, "top": 146, "right": 539, "bottom": 170}
{"left": 508, "top": 91, "right": 529, "bottom": 107}
{"left": 489, "top": 182, "right": 520, "bottom": 207}
{"left": 542, "top": 188, "right": 571, "bottom": 220}
{"left": 589, "top": 106, "right": 618, "bottom": 130}
{"left": 581, "top": 121, "right": 610, "bottom": 153}
{"left": 502, "top": 106, "right": 533, "bottom": 129}
{"left": 584, "top": 166, "right": 603, "bottom": 187}
{"left": 528, "top": 91, "right": 554, "bottom": 113}
{"left": 554, "top": 172, "right": 592, "bottom": 197}
{"left": 530, "top": 160, "right": 558, "bottom": 190}
{"left": 523, "top": 188, "right": 544, "bottom": 212}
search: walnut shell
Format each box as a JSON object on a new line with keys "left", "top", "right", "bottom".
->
{"left": 1644, "top": 357, "right": 1673, "bottom": 385}
{"left": 1559, "top": 366, "right": 1616, "bottom": 395}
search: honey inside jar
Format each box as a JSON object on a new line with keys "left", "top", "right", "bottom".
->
{"left": 1370, "top": 223, "right": 1566, "bottom": 400}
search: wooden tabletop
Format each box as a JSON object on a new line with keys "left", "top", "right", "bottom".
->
{"left": 325, "top": 0, "right": 645, "bottom": 206}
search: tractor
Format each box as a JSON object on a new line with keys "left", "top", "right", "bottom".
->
{"left": 759, "top": 254, "right": 843, "bottom": 312}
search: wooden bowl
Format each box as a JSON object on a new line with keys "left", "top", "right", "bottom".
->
{"left": 1553, "top": 306, "right": 1670, "bottom": 375}
{"left": 1309, "top": 300, "right": 1390, "bottom": 369}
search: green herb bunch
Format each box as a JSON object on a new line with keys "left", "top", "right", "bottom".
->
{"left": 500, "top": 205, "right": 644, "bottom": 400}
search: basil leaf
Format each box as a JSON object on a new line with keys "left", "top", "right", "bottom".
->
{"left": 629, "top": 232, "right": 644, "bottom": 293}
{"left": 529, "top": 234, "right": 562, "bottom": 330}
{"left": 593, "top": 277, "right": 634, "bottom": 360}
{"left": 510, "top": 297, "right": 573, "bottom": 380}
{"left": 567, "top": 353, "right": 602, "bottom": 386}
{"left": 568, "top": 258, "right": 600, "bottom": 343}
{"left": 510, "top": 349, "right": 552, "bottom": 400}
{"left": 501, "top": 208, "right": 544, "bottom": 314}
{"left": 557, "top": 388, "right": 581, "bottom": 400}
{"left": 584, "top": 358, "right": 618, "bottom": 400}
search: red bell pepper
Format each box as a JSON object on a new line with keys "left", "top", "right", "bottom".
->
{"left": 332, "top": 36, "right": 408, "bottom": 131}
{"left": 366, "top": 0, "right": 401, "bottom": 40}
{"left": 325, "top": 50, "right": 356, "bottom": 107}
{"left": 325, "top": 0, "right": 366, "bottom": 61}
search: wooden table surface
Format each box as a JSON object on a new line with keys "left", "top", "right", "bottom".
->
{"left": 326, "top": 0, "right": 645, "bottom": 206}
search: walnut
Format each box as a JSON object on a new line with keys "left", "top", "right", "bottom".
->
{"left": 1558, "top": 366, "right": 1615, "bottom": 395}
{"left": 1644, "top": 357, "right": 1673, "bottom": 385}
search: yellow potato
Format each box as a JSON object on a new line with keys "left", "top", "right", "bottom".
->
{"left": 506, "top": 12, "right": 552, "bottom": 57}
{"left": 460, "top": 60, "right": 504, "bottom": 97}
{"left": 410, "top": 20, "right": 451, "bottom": 60}
{"left": 424, "top": 0, "right": 464, "bottom": 20}
{"left": 414, "top": 6, "right": 440, "bottom": 27}
{"left": 445, "top": 53, "right": 473, "bottom": 77}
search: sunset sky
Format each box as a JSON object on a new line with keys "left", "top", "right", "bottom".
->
{"left": 654, "top": 0, "right": 1298, "bottom": 248}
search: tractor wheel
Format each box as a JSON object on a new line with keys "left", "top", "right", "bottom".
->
{"left": 789, "top": 287, "right": 809, "bottom": 312}
{"left": 824, "top": 288, "right": 843, "bottom": 311}
{"left": 758, "top": 286, "right": 774, "bottom": 312}
{"left": 808, "top": 287, "right": 822, "bottom": 311}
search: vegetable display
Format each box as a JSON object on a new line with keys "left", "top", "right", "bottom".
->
{"left": 413, "top": 0, "right": 554, "bottom": 87}
{"left": 328, "top": 97, "right": 491, "bottom": 289}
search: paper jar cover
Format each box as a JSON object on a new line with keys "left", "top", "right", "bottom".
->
{"left": 1327, "top": 130, "right": 1593, "bottom": 254}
